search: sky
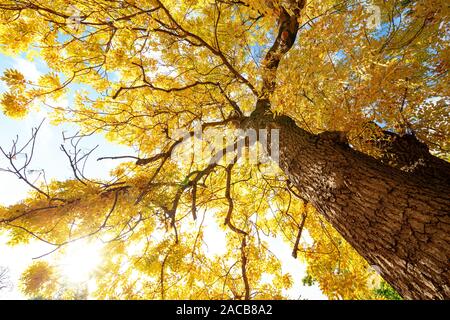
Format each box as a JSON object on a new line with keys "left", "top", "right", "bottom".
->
{"left": 0, "top": 53, "right": 326, "bottom": 300}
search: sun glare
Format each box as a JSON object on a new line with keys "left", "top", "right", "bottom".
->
{"left": 59, "top": 241, "right": 103, "bottom": 283}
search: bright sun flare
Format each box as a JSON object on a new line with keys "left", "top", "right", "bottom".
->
{"left": 59, "top": 241, "right": 103, "bottom": 283}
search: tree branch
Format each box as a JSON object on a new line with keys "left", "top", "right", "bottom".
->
{"left": 260, "top": 1, "right": 306, "bottom": 98}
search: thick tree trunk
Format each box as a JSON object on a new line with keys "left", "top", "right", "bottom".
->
{"left": 247, "top": 100, "right": 450, "bottom": 299}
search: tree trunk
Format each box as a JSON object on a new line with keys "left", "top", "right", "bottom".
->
{"left": 247, "top": 99, "right": 450, "bottom": 299}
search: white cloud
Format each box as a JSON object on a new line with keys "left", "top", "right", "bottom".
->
{"left": 0, "top": 79, "right": 6, "bottom": 92}
{"left": 0, "top": 173, "right": 31, "bottom": 206}
{"left": 13, "top": 58, "right": 41, "bottom": 82}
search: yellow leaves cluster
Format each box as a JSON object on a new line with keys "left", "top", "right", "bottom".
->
{"left": 271, "top": 0, "right": 449, "bottom": 154}
{"left": 0, "top": 66, "right": 68, "bottom": 118}
{"left": 0, "top": 92, "right": 28, "bottom": 118}
{"left": 38, "top": 73, "right": 61, "bottom": 91}
{"left": 0, "top": 21, "right": 35, "bottom": 55}
{"left": 1, "top": 69, "right": 26, "bottom": 88}
{"left": 20, "top": 261, "right": 58, "bottom": 298}
{"left": 0, "top": 69, "right": 28, "bottom": 117}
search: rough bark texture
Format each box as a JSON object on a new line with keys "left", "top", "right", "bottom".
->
{"left": 246, "top": 99, "right": 450, "bottom": 299}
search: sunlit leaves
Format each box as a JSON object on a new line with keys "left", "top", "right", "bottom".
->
{"left": 1, "top": 69, "right": 26, "bottom": 88}
{"left": 20, "top": 261, "right": 58, "bottom": 298}
{"left": 0, "top": 92, "right": 28, "bottom": 118}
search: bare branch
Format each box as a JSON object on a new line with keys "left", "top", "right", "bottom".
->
{"left": 292, "top": 213, "right": 307, "bottom": 258}
{"left": 0, "top": 119, "right": 51, "bottom": 200}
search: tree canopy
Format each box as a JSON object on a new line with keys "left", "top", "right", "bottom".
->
{"left": 0, "top": 0, "right": 448, "bottom": 299}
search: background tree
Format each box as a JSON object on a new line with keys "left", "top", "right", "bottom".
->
{"left": 0, "top": 266, "right": 12, "bottom": 292}
{"left": 0, "top": 0, "right": 448, "bottom": 299}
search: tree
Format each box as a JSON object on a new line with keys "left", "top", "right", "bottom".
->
{"left": 0, "top": 0, "right": 448, "bottom": 299}
{"left": 0, "top": 266, "right": 12, "bottom": 292}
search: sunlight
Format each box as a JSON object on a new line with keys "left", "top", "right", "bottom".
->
{"left": 59, "top": 241, "right": 103, "bottom": 283}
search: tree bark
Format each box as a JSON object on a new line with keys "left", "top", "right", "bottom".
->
{"left": 246, "top": 99, "right": 450, "bottom": 299}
